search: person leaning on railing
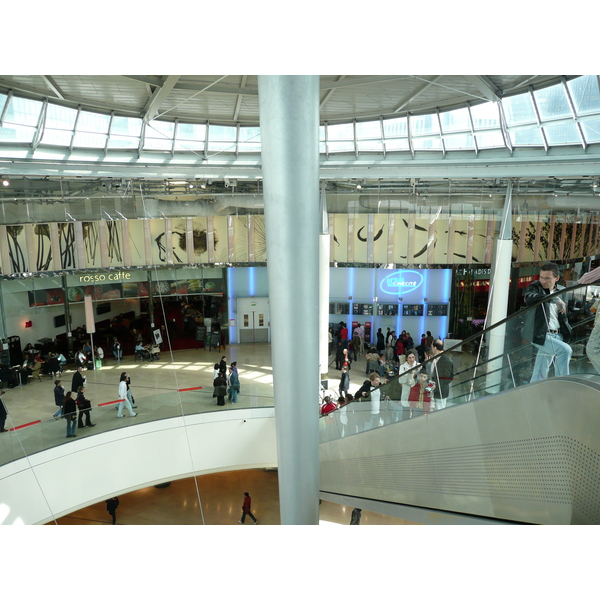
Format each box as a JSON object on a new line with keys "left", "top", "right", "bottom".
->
{"left": 525, "top": 262, "right": 572, "bottom": 383}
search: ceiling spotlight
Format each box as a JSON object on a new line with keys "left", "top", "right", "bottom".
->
{"left": 593, "top": 179, "right": 599, "bottom": 189}
{"left": 199, "top": 181, "right": 207, "bottom": 189}
{"left": 1, "top": 177, "right": 9, "bottom": 187}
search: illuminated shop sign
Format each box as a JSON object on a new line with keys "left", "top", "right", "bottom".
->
{"left": 379, "top": 270, "right": 424, "bottom": 295}
{"left": 79, "top": 272, "right": 131, "bottom": 283}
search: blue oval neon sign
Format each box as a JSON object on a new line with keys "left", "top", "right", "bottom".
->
{"left": 379, "top": 270, "right": 424, "bottom": 296}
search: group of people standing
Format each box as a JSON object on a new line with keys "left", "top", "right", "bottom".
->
{"left": 53, "top": 366, "right": 138, "bottom": 438}
{"left": 54, "top": 367, "right": 97, "bottom": 438}
{"left": 323, "top": 334, "right": 456, "bottom": 431}
{"left": 213, "top": 356, "right": 240, "bottom": 406}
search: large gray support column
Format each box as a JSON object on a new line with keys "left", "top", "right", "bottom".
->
{"left": 485, "top": 180, "right": 513, "bottom": 394}
{"left": 258, "top": 76, "right": 320, "bottom": 525}
{"left": 319, "top": 183, "right": 331, "bottom": 380}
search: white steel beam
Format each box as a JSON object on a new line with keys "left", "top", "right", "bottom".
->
{"left": 233, "top": 75, "right": 248, "bottom": 121}
{"left": 142, "top": 75, "right": 181, "bottom": 123}
{"left": 41, "top": 76, "right": 65, "bottom": 99}
{"left": 464, "top": 75, "right": 501, "bottom": 103}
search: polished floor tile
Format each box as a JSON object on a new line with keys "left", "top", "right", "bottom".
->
{"left": 48, "top": 468, "right": 416, "bottom": 525}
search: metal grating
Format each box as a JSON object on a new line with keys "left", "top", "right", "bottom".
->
{"left": 321, "top": 435, "right": 600, "bottom": 524}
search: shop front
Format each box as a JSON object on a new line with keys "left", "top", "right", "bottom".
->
{"left": 0, "top": 266, "right": 228, "bottom": 364}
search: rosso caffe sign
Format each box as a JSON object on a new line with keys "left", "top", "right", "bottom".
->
{"left": 379, "top": 270, "right": 424, "bottom": 296}
{"left": 79, "top": 271, "right": 132, "bottom": 283}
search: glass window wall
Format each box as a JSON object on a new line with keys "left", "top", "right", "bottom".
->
{"left": 568, "top": 75, "right": 600, "bottom": 115}
{"left": 144, "top": 120, "right": 175, "bottom": 150}
{"left": 534, "top": 83, "right": 573, "bottom": 120}
{"left": 2, "top": 76, "right": 600, "bottom": 158}
{"left": 502, "top": 93, "right": 537, "bottom": 126}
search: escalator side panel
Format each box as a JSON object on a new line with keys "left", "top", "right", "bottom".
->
{"left": 320, "top": 377, "right": 600, "bottom": 524}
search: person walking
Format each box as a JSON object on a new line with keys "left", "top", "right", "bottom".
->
{"left": 227, "top": 365, "right": 240, "bottom": 403}
{"left": 238, "top": 492, "right": 258, "bottom": 524}
{"left": 63, "top": 391, "right": 78, "bottom": 438}
{"left": 117, "top": 372, "right": 138, "bottom": 418}
{"left": 76, "top": 386, "right": 95, "bottom": 428}
{"left": 105, "top": 497, "right": 119, "bottom": 525}
{"left": 53, "top": 380, "right": 65, "bottom": 418}
{"left": 121, "top": 372, "right": 137, "bottom": 408}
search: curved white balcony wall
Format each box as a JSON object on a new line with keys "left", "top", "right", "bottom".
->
{"left": 0, "top": 408, "right": 276, "bottom": 525}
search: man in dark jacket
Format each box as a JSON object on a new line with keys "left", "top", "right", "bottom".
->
{"left": 106, "top": 497, "right": 119, "bottom": 525}
{"left": 71, "top": 365, "right": 86, "bottom": 393}
{"left": 338, "top": 365, "right": 350, "bottom": 398}
{"left": 524, "top": 262, "right": 572, "bottom": 382}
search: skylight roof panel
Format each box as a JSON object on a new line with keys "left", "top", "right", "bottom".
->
{"left": 502, "top": 94, "right": 536, "bottom": 126}
{"left": 534, "top": 84, "right": 571, "bottom": 120}
{"left": 4, "top": 96, "right": 42, "bottom": 126}
{"left": 543, "top": 121, "right": 581, "bottom": 145}
{"left": 567, "top": 75, "right": 600, "bottom": 115}
{"left": 439, "top": 108, "right": 471, "bottom": 134}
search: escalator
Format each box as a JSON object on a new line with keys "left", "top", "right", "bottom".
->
{"left": 319, "top": 278, "right": 600, "bottom": 525}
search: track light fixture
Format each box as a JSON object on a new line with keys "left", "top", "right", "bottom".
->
{"left": 1, "top": 176, "right": 9, "bottom": 187}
